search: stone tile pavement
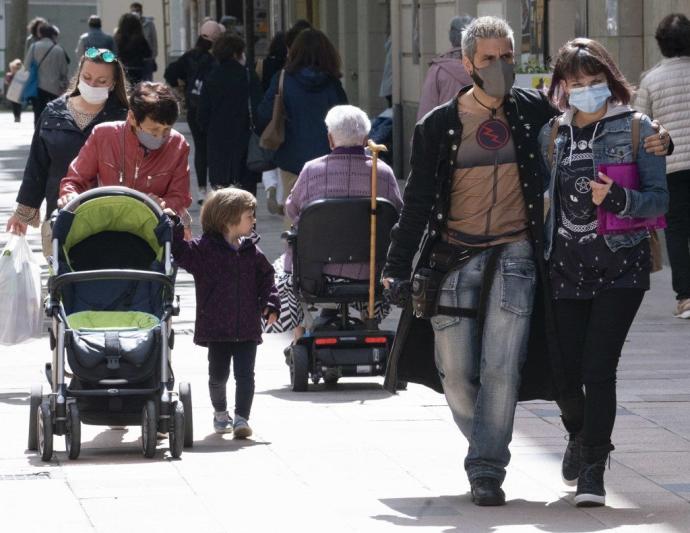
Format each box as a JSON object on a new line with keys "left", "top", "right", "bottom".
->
{"left": 0, "top": 111, "right": 688, "bottom": 532}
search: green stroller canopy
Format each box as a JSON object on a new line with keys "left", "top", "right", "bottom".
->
{"left": 63, "top": 196, "right": 164, "bottom": 262}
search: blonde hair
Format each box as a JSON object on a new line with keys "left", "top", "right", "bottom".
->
{"left": 9, "top": 59, "right": 22, "bottom": 73}
{"left": 201, "top": 188, "right": 257, "bottom": 234}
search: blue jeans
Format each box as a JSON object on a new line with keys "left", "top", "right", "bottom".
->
{"left": 431, "top": 240, "right": 536, "bottom": 483}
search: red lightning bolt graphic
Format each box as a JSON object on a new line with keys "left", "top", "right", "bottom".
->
{"left": 480, "top": 124, "right": 501, "bottom": 145}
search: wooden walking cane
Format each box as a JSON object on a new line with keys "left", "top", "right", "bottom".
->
{"left": 366, "top": 139, "right": 388, "bottom": 328}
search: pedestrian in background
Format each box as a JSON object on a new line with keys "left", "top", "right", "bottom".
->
{"left": 114, "top": 12, "right": 152, "bottom": 85}
{"left": 5, "top": 48, "right": 129, "bottom": 256}
{"left": 24, "top": 23, "right": 69, "bottom": 126}
{"left": 416, "top": 15, "right": 473, "bottom": 120}
{"left": 75, "top": 15, "right": 115, "bottom": 59}
{"left": 636, "top": 13, "right": 690, "bottom": 319}
{"left": 25, "top": 17, "right": 47, "bottom": 52}
{"left": 130, "top": 2, "right": 158, "bottom": 80}
{"left": 4, "top": 59, "right": 24, "bottom": 122}
{"left": 168, "top": 188, "right": 279, "bottom": 438}
{"left": 540, "top": 37, "right": 668, "bottom": 507}
{"left": 165, "top": 20, "right": 224, "bottom": 204}
{"left": 198, "top": 32, "right": 262, "bottom": 195}
{"left": 256, "top": 28, "right": 347, "bottom": 225}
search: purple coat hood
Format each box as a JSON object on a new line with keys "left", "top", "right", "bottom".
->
{"left": 171, "top": 225, "right": 280, "bottom": 346}
{"left": 417, "top": 48, "right": 473, "bottom": 120}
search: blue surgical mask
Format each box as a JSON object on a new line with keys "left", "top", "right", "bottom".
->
{"left": 136, "top": 128, "right": 169, "bottom": 150}
{"left": 568, "top": 82, "right": 612, "bottom": 113}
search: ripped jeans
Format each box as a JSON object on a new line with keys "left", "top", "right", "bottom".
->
{"left": 431, "top": 239, "right": 536, "bottom": 484}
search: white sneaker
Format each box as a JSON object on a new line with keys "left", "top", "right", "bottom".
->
{"left": 233, "top": 415, "right": 253, "bottom": 439}
{"left": 213, "top": 411, "right": 233, "bottom": 434}
{"left": 674, "top": 298, "right": 690, "bottom": 319}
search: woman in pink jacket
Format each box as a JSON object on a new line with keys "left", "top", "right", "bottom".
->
{"left": 58, "top": 82, "right": 192, "bottom": 218}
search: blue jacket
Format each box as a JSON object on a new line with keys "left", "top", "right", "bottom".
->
{"left": 257, "top": 67, "right": 347, "bottom": 175}
{"left": 539, "top": 104, "right": 669, "bottom": 259}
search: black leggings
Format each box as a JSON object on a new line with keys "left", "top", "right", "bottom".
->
{"left": 554, "top": 289, "right": 645, "bottom": 448}
{"left": 207, "top": 341, "right": 257, "bottom": 419}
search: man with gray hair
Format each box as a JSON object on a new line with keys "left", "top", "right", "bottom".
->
{"left": 383, "top": 16, "right": 670, "bottom": 506}
{"left": 417, "top": 14, "right": 473, "bottom": 119}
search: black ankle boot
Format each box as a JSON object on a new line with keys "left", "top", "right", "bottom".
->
{"left": 574, "top": 444, "right": 614, "bottom": 507}
{"left": 562, "top": 433, "right": 582, "bottom": 486}
{"left": 470, "top": 477, "right": 506, "bottom": 506}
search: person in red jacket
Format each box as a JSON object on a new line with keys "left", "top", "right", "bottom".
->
{"left": 58, "top": 82, "right": 192, "bottom": 221}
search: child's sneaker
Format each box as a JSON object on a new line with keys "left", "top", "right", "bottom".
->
{"left": 213, "top": 411, "right": 233, "bottom": 434}
{"left": 233, "top": 415, "right": 253, "bottom": 439}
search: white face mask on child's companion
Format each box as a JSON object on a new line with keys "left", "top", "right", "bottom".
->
{"left": 78, "top": 79, "right": 110, "bottom": 105}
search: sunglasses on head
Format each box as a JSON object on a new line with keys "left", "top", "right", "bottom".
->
{"left": 85, "top": 47, "right": 117, "bottom": 63}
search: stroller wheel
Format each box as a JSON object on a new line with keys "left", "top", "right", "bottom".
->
{"left": 65, "top": 402, "right": 81, "bottom": 460}
{"left": 37, "top": 401, "right": 53, "bottom": 462}
{"left": 289, "top": 345, "right": 309, "bottom": 392}
{"left": 169, "top": 401, "right": 184, "bottom": 459}
{"left": 179, "top": 382, "right": 193, "bottom": 448}
{"left": 141, "top": 400, "right": 158, "bottom": 458}
{"left": 28, "top": 384, "right": 42, "bottom": 451}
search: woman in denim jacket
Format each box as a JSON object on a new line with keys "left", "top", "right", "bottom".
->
{"left": 538, "top": 38, "right": 668, "bottom": 508}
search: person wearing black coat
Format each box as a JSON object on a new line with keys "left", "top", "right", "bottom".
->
{"left": 165, "top": 21, "right": 224, "bottom": 201}
{"left": 198, "top": 32, "right": 262, "bottom": 194}
{"left": 114, "top": 13, "right": 152, "bottom": 85}
{"left": 382, "top": 16, "right": 672, "bottom": 507}
{"left": 259, "top": 31, "right": 287, "bottom": 94}
{"left": 6, "top": 51, "right": 129, "bottom": 255}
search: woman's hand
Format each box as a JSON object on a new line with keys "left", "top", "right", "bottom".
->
{"left": 263, "top": 307, "right": 278, "bottom": 326}
{"left": 5, "top": 214, "right": 27, "bottom": 235}
{"left": 148, "top": 194, "right": 167, "bottom": 209}
{"left": 590, "top": 172, "right": 614, "bottom": 206}
{"left": 57, "top": 192, "right": 78, "bottom": 208}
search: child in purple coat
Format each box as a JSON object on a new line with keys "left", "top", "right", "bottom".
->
{"left": 170, "top": 188, "right": 279, "bottom": 438}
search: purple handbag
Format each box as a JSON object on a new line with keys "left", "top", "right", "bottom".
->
{"left": 596, "top": 162, "right": 666, "bottom": 235}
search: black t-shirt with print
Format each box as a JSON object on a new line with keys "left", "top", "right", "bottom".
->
{"left": 549, "top": 121, "right": 650, "bottom": 299}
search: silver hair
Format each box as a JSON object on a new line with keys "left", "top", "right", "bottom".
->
{"left": 461, "top": 16, "right": 514, "bottom": 62}
{"left": 324, "top": 105, "right": 371, "bottom": 147}
{"left": 449, "top": 15, "right": 473, "bottom": 48}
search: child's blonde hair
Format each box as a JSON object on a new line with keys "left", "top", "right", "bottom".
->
{"left": 9, "top": 59, "right": 22, "bottom": 73}
{"left": 200, "top": 187, "right": 257, "bottom": 234}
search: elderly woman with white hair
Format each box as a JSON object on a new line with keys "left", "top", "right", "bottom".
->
{"left": 264, "top": 104, "right": 403, "bottom": 338}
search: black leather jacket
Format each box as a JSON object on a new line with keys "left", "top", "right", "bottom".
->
{"left": 383, "top": 86, "right": 558, "bottom": 281}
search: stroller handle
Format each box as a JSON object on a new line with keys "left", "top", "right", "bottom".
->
{"left": 49, "top": 269, "right": 174, "bottom": 296}
{"left": 61, "top": 186, "right": 165, "bottom": 217}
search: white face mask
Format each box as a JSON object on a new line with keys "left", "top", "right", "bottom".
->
{"left": 78, "top": 79, "right": 110, "bottom": 104}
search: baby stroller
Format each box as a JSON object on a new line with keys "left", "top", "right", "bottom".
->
{"left": 28, "top": 187, "right": 193, "bottom": 460}
{"left": 283, "top": 195, "right": 399, "bottom": 391}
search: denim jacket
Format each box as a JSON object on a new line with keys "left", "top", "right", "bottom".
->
{"left": 539, "top": 104, "right": 668, "bottom": 259}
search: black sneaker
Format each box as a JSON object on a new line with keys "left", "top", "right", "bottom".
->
{"left": 470, "top": 477, "right": 506, "bottom": 506}
{"left": 562, "top": 434, "right": 581, "bottom": 486}
{"left": 574, "top": 457, "right": 607, "bottom": 507}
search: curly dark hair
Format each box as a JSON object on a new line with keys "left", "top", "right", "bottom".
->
{"left": 655, "top": 13, "right": 690, "bottom": 58}
{"left": 130, "top": 82, "right": 179, "bottom": 125}
{"left": 548, "top": 38, "right": 633, "bottom": 110}
{"left": 285, "top": 28, "right": 341, "bottom": 78}
{"left": 212, "top": 32, "right": 245, "bottom": 63}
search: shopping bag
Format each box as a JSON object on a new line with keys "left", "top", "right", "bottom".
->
{"left": 5, "top": 68, "right": 30, "bottom": 104}
{"left": 0, "top": 235, "right": 43, "bottom": 345}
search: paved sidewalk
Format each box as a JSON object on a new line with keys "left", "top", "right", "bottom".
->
{"left": 0, "top": 111, "right": 689, "bottom": 532}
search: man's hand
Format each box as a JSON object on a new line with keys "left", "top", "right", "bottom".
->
{"left": 383, "top": 278, "right": 411, "bottom": 307}
{"left": 5, "top": 214, "right": 27, "bottom": 235}
{"left": 263, "top": 307, "right": 278, "bottom": 326}
{"left": 591, "top": 172, "right": 613, "bottom": 206}
{"left": 644, "top": 120, "right": 671, "bottom": 156}
{"left": 57, "top": 192, "right": 78, "bottom": 208}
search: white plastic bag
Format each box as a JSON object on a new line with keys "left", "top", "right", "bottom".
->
{"left": 0, "top": 235, "right": 42, "bottom": 345}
